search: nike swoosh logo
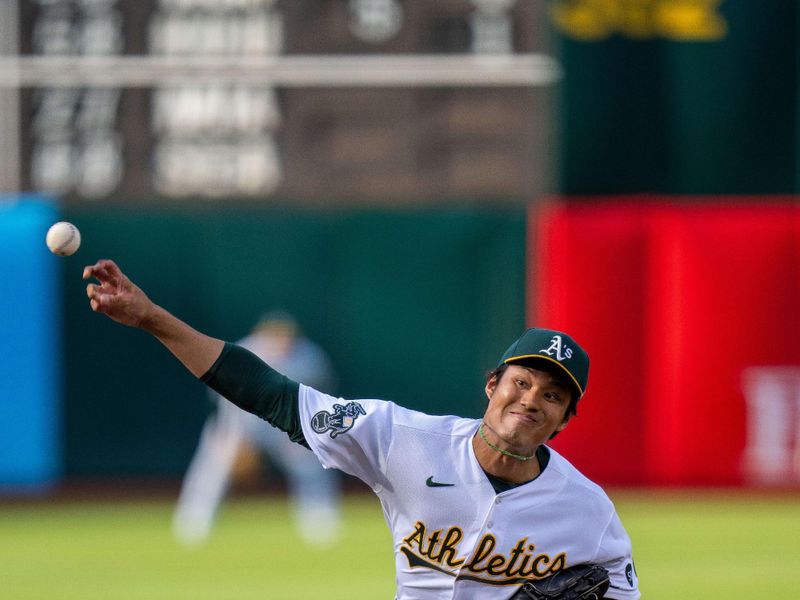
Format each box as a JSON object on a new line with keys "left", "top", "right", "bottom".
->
{"left": 426, "top": 476, "right": 455, "bottom": 487}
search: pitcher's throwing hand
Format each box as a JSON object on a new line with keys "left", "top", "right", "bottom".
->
{"left": 83, "top": 259, "right": 154, "bottom": 328}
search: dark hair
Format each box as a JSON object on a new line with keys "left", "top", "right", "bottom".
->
{"left": 485, "top": 363, "right": 578, "bottom": 439}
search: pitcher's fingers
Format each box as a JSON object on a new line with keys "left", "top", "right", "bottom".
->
{"left": 83, "top": 263, "right": 100, "bottom": 280}
{"left": 98, "top": 259, "right": 121, "bottom": 275}
{"left": 86, "top": 286, "right": 108, "bottom": 309}
{"left": 96, "top": 259, "right": 123, "bottom": 286}
{"left": 83, "top": 262, "right": 112, "bottom": 282}
{"left": 86, "top": 283, "right": 113, "bottom": 301}
{"left": 90, "top": 292, "right": 115, "bottom": 311}
{"left": 86, "top": 283, "right": 118, "bottom": 307}
{"left": 83, "top": 259, "right": 121, "bottom": 281}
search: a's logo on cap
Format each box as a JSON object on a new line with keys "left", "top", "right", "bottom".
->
{"left": 539, "top": 335, "right": 573, "bottom": 362}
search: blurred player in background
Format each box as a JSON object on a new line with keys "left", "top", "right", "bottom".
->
{"left": 172, "top": 311, "right": 342, "bottom": 547}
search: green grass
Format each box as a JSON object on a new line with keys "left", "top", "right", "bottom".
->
{"left": 614, "top": 489, "right": 800, "bottom": 599}
{"left": 0, "top": 494, "right": 395, "bottom": 600}
{"left": 1, "top": 490, "right": 799, "bottom": 599}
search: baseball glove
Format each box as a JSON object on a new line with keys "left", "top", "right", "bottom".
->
{"left": 508, "top": 564, "right": 610, "bottom": 600}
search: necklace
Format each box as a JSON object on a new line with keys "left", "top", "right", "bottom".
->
{"left": 478, "top": 423, "right": 535, "bottom": 462}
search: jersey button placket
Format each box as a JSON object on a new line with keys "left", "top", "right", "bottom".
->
{"left": 483, "top": 497, "right": 502, "bottom": 530}
{"left": 486, "top": 497, "right": 500, "bottom": 527}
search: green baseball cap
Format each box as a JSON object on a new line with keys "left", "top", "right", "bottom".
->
{"left": 498, "top": 328, "right": 589, "bottom": 400}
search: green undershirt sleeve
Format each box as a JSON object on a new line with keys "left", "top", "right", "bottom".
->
{"left": 200, "top": 342, "right": 308, "bottom": 448}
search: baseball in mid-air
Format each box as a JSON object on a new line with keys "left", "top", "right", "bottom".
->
{"left": 46, "top": 221, "right": 82, "bottom": 256}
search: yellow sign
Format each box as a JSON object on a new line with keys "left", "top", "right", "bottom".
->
{"left": 549, "top": 0, "right": 727, "bottom": 41}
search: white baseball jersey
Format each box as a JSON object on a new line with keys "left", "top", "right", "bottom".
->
{"left": 299, "top": 387, "right": 640, "bottom": 600}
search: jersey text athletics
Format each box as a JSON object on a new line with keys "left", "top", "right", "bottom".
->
{"left": 401, "top": 521, "right": 567, "bottom": 585}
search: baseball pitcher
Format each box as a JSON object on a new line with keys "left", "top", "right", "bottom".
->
{"left": 84, "top": 259, "right": 640, "bottom": 599}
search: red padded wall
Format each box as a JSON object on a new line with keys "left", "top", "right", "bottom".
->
{"left": 532, "top": 201, "right": 651, "bottom": 485}
{"left": 531, "top": 199, "right": 800, "bottom": 486}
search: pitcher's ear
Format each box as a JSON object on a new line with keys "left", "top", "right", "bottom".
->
{"left": 485, "top": 373, "right": 499, "bottom": 400}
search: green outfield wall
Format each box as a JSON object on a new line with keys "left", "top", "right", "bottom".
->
{"left": 551, "top": 0, "right": 798, "bottom": 194}
{"left": 60, "top": 204, "right": 526, "bottom": 477}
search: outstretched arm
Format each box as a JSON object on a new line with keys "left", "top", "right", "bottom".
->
{"left": 84, "top": 259, "right": 307, "bottom": 446}
{"left": 83, "top": 259, "right": 224, "bottom": 378}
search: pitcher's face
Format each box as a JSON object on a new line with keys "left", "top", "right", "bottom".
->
{"left": 483, "top": 365, "right": 573, "bottom": 450}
